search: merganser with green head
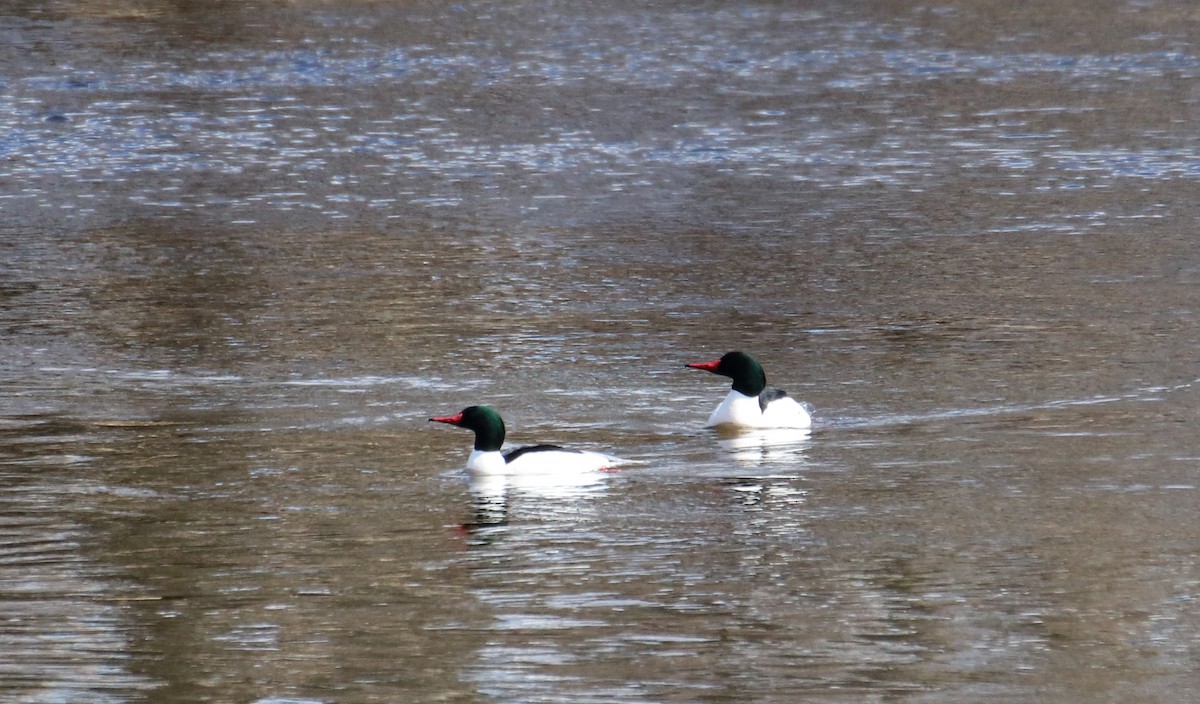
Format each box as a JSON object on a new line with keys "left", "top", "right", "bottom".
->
{"left": 686, "top": 351, "right": 812, "bottom": 429}
{"left": 430, "top": 405, "right": 623, "bottom": 473}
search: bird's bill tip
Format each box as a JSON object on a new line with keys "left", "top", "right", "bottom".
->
{"left": 430, "top": 413, "right": 465, "bottom": 425}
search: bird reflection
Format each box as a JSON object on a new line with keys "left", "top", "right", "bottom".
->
{"left": 456, "top": 468, "right": 610, "bottom": 544}
{"left": 715, "top": 426, "right": 812, "bottom": 466}
{"left": 463, "top": 472, "right": 510, "bottom": 533}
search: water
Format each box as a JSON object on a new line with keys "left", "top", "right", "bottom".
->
{"left": 3, "top": 0, "right": 1200, "bottom": 701}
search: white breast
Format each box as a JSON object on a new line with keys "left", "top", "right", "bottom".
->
{"left": 467, "top": 448, "right": 619, "bottom": 474}
{"left": 761, "top": 396, "right": 812, "bottom": 429}
{"left": 506, "top": 448, "right": 620, "bottom": 474}
{"left": 466, "top": 449, "right": 508, "bottom": 473}
{"left": 705, "top": 390, "right": 812, "bottom": 429}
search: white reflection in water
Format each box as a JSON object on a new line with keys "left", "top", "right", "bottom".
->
{"left": 715, "top": 426, "right": 812, "bottom": 467}
{"left": 469, "top": 466, "right": 608, "bottom": 501}
{"left": 463, "top": 467, "right": 610, "bottom": 536}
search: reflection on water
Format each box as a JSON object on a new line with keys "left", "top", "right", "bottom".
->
{"left": 715, "top": 426, "right": 813, "bottom": 467}
{"left": 4, "top": 0, "right": 1200, "bottom": 702}
{"left": 461, "top": 467, "right": 610, "bottom": 539}
{"left": 8, "top": 1, "right": 1200, "bottom": 236}
{"left": 0, "top": 418, "right": 156, "bottom": 701}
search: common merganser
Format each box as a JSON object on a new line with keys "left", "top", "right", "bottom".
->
{"left": 686, "top": 351, "right": 813, "bottom": 429}
{"left": 430, "top": 405, "right": 623, "bottom": 473}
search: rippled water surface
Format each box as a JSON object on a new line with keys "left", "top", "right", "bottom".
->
{"left": 4, "top": 1, "right": 1200, "bottom": 702}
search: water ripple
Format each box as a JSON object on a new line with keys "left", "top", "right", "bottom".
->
{"left": 5, "top": 10, "right": 1200, "bottom": 229}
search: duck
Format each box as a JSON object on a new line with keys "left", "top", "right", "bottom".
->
{"left": 686, "top": 351, "right": 812, "bottom": 429}
{"left": 430, "top": 405, "right": 624, "bottom": 473}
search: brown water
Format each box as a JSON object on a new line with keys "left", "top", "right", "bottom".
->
{"left": 3, "top": 1, "right": 1200, "bottom": 702}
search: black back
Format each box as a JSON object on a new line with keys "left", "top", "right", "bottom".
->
{"left": 758, "top": 387, "right": 788, "bottom": 413}
{"left": 503, "top": 444, "right": 576, "bottom": 463}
